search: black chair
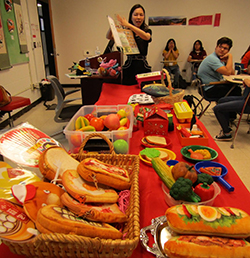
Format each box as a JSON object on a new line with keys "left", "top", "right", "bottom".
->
{"left": 235, "top": 62, "right": 244, "bottom": 74}
{"left": 47, "top": 75, "right": 82, "bottom": 123}
{"left": 194, "top": 78, "right": 233, "bottom": 119}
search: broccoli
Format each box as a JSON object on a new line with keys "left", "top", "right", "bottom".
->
{"left": 170, "top": 177, "right": 201, "bottom": 203}
{"left": 193, "top": 173, "right": 214, "bottom": 188}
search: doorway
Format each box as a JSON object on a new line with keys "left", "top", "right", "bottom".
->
{"left": 37, "top": 0, "right": 57, "bottom": 77}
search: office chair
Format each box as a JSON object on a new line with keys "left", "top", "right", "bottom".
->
{"left": 0, "top": 96, "right": 31, "bottom": 127}
{"left": 47, "top": 75, "right": 82, "bottom": 123}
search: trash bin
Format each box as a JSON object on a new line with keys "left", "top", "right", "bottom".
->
{"left": 39, "top": 79, "right": 55, "bottom": 109}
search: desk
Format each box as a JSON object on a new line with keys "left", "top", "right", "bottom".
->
{"left": 2, "top": 83, "right": 250, "bottom": 258}
{"left": 223, "top": 74, "right": 250, "bottom": 84}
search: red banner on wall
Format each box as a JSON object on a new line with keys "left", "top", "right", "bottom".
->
{"left": 214, "top": 13, "right": 221, "bottom": 27}
{"left": 188, "top": 15, "right": 213, "bottom": 25}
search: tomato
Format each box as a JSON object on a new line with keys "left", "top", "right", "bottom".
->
{"left": 84, "top": 113, "right": 95, "bottom": 122}
{"left": 90, "top": 117, "right": 104, "bottom": 131}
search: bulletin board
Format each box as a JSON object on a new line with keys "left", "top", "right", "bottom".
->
{"left": 0, "top": 0, "right": 29, "bottom": 67}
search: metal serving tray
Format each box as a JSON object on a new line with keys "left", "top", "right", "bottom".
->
{"left": 140, "top": 215, "right": 176, "bottom": 258}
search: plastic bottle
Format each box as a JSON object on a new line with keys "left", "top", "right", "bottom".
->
{"left": 95, "top": 46, "right": 101, "bottom": 56}
{"left": 85, "top": 57, "right": 90, "bottom": 71}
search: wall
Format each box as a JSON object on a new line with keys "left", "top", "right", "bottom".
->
{"left": 50, "top": 0, "right": 250, "bottom": 83}
{"left": 0, "top": 0, "right": 44, "bottom": 103}
{"left": 0, "top": 0, "right": 250, "bottom": 103}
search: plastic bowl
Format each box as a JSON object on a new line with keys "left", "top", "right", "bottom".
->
{"left": 181, "top": 145, "right": 218, "bottom": 163}
{"left": 162, "top": 182, "right": 221, "bottom": 207}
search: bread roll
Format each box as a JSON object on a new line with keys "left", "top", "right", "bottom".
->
{"left": 77, "top": 158, "right": 131, "bottom": 190}
{"left": 166, "top": 205, "right": 250, "bottom": 238}
{"left": 164, "top": 235, "right": 250, "bottom": 258}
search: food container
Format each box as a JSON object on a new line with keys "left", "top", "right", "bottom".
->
{"left": 162, "top": 182, "right": 221, "bottom": 207}
{"left": 173, "top": 102, "right": 193, "bottom": 123}
{"left": 176, "top": 123, "right": 209, "bottom": 146}
{"left": 136, "top": 70, "right": 164, "bottom": 88}
{"left": 63, "top": 105, "right": 133, "bottom": 153}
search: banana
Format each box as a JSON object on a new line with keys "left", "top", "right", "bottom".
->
{"left": 78, "top": 125, "right": 96, "bottom": 132}
{"left": 75, "top": 116, "right": 89, "bottom": 130}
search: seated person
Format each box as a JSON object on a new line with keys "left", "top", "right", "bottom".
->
{"left": 187, "top": 40, "right": 207, "bottom": 80}
{"left": 240, "top": 45, "right": 250, "bottom": 69}
{"left": 213, "top": 78, "right": 250, "bottom": 141}
{"left": 247, "top": 59, "right": 250, "bottom": 74}
{"left": 162, "top": 38, "right": 180, "bottom": 87}
{"left": 197, "top": 37, "right": 242, "bottom": 99}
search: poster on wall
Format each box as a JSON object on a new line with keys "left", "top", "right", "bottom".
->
{"left": 0, "top": 9, "right": 11, "bottom": 70}
{"left": 149, "top": 16, "right": 186, "bottom": 26}
{"left": 188, "top": 15, "right": 213, "bottom": 26}
{"left": 0, "top": 0, "right": 29, "bottom": 65}
{"left": 13, "top": 0, "right": 28, "bottom": 53}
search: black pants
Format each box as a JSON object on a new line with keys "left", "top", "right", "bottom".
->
{"left": 205, "top": 84, "right": 242, "bottom": 99}
{"left": 122, "top": 57, "right": 151, "bottom": 86}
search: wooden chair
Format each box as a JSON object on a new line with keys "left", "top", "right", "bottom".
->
{"left": 0, "top": 96, "right": 31, "bottom": 127}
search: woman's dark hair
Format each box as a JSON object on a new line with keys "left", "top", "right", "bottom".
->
{"left": 193, "top": 40, "right": 204, "bottom": 52}
{"left": 216, "top": 37, "right": 233, "bottom": 50}
{"left": 128, "top": 4, "right": 147, "bottom": 29}
{"left": 165, "top": 38, "right": 177, "bottom": 51}
{"left": 241, "top": 45, "right": 250, "bottom": 60}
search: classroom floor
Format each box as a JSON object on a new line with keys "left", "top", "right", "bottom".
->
{"left": 1, "top": 84, "right": 250, "bottom": 192}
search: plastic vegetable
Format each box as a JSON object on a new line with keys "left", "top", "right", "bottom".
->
{"left": 151, "top": 157, "right": 175, "bottom": 190}
{"left": 194, "top": 149, "right": 211, "bottom": 159}
{"left": 193, "top": 173, "right": 214, "bottom": 188}
{"left": 194, "top": 182, "right": 215, "bottom": 201}
{"left": 170, "top": 177, "right": 201, "bottom": 203}
{"left": 171, "top": 162, "right": 198, "bottom": 184}
{"left": 188, "top": 149, "right": 204, "bottom": 160}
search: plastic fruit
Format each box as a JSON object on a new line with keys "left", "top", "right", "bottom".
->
{"left": 113, "top": 139, "right": 129, "bottom": 154}
{"left": 75, "top": 116, "right": 89, "bottom": 130}
{"left": 84, "top": 113, "right": 95, "bottom": 122}
{"left": 70, "top": 133, "right": 82, "bottom": 147}
{"left": 104, "top": 114, "right": 120, "bottom": 130}
{"left": 78, "top": 125, "right": 96, "bottom": 132}
{"left": 90, "top": 117, "right": 104, "bottom": 131}
{"left": 117, "top": 109, "right": 127, "bottom": 119}
{"left": 120, "top": 117, "right": 130, "bottom": 128}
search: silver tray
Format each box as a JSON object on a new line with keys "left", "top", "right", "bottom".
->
{"left": 140, "top": 215, "right": 176, "bottom": 258}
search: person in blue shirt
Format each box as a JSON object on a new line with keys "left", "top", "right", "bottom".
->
{"left": 197, "top": 37, "right": 241, "bottom": 99}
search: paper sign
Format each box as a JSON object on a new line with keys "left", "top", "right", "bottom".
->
{"left": 188, "top": 15, "right": 213, "bottom": 26}
{"left": 214, "top": 13, "right": 221, "bottom": 27}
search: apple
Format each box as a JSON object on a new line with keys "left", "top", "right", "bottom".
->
{"left": 104, "top": 114, "right": 120, "bottom": 130}
{"left": 84, "top": 113, "right": 95, "bottom": 122}
{"left": 113, "top": 139, "right": 129, "bottom": 154}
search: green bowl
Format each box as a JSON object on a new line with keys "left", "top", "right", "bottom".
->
{"left": 181, "top": 145, "right": 218, "bottom": 163}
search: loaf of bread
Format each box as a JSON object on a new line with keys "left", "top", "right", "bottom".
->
{"left": 36, "top": 204, "right": 122, "bottom": 239}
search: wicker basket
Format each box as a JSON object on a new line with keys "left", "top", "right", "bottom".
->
{"left": 152, "top": 68, "right": 185, "bottom": 105}
{"left": 3, "top": 133, "right": 140, "bottom": 258}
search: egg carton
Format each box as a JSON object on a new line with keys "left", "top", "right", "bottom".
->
{"left": 128, "top": 94, "right": 154, "bottom": 104}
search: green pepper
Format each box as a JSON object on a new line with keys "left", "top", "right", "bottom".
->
{"left": 194, "top": 182, "right": 214, "bottom": 201}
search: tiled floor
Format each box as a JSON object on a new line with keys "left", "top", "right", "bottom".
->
{"left": 1, "top": 85, "right": 250, "bottom": 192}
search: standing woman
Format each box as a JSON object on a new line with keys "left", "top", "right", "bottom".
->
{"left": 162, "top": 38, "right": 180, "bottom": 87}
{"left": 187, "top": 40, "right": 207, "bottom": 80}
{"left": 106, "top": 4, "right": 152, "bottom": 86}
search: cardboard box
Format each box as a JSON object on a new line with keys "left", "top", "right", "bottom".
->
{"left": 63, "top": 105, "right": 133, "bottom": 153}
{"left": 176, "top": 123, "right": 209, "bottom": 146}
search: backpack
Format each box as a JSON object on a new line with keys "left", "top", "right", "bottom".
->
{"left": 0, "top": 86, "right": 12, "bottom": 107}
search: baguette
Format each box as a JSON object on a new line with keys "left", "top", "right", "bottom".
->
{"left": 166, "top": 204, "right": 250, "bottom": 238}
{"left": 39, "top": 146, "right": 80, "bottom": 181}
{"left": 60, "top": 192, "right": 127, "bottom": 223}
{"left": 62, "top": 169, "right": 119, "bottom": 204}
{"left": 77, "top": 158, "right": 131, "bottom": 190}
{"left": 164, "top": 235, "right": 250, "bottom": 258}
{"left": 36, "top": 204, "right": 122, "bottom": 239}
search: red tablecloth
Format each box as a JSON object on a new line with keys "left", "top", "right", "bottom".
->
{"left": 2, "top": 82, "right": 250, "bottom": 258}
